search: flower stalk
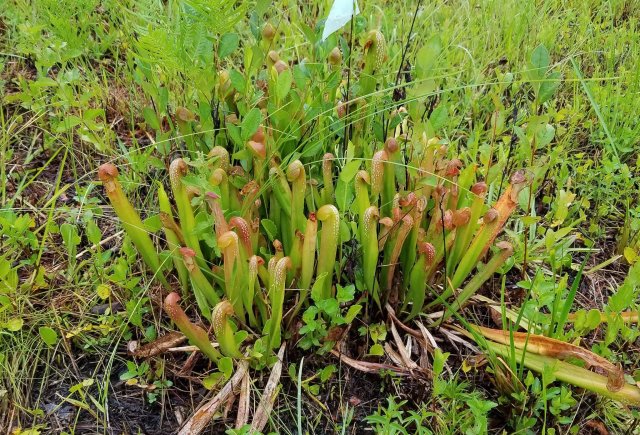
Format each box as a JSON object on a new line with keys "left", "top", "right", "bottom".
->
{"left": 246, "top": 255, "right": 264, "bottom": 327}
{"left": 462, "top": 326, "right": 639, "bottom": 405}
{"left": 445, "top": 207, "right": 472, "bottom": 274}
{"left": 448, "top": 182, "right": 487, "bottom": 271}
{"left": 205, "top": 192, "right": 229, "bottom": 237}
{"left": 210, "top": 168, "right": 231, "bottom": 211}
{"left": 480, "top": 171, "right": 528, "bottom": 257}
{"left": 354, "top": 170, "right": 371, "bottom": 225}
{"left": 487, "top": 343, "right": 640, "bottom": 405}
{"left": 382, "top": 138, "right": 399, "bottom": 217}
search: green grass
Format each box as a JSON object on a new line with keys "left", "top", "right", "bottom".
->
{"left": 1, "top": 0, "right": 639, "bottom": 433}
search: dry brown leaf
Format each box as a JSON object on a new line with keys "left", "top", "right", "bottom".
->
{"left": 386, "top": 303, "right": 423, "bottom": 339}
{"left": 470, "top": 325, "right": 624, "bottom": 392}
{"left": 330, "top": 349, "right": 411, "bottom": 376}
{"left": 583, "top": 419, "right": 609, "bottom": 435}
{"left": 250, "top": 344, "right": 286, "bottom": 433}
{"left": 440, "top": 327, "right": 479, "bottom": 353}
{"left": 325, "top": 325, "right": 347, "bottom": 343}
{"left": 130, "top": 332, "right": 186, "bottom": 358}
{"left": 384, "top": 343, "right": 405, "bottom": 367}
{"left": 415, "top": 321, "right": 438, "bottom": 350}
{"left": 387, "top": 305, "right": 432, "bottom": 373}
{"left": 178, "top": 360, "right": 249, "bottom": 435}
{"left": 223, "top": 392, "right": 236, "bottom": 419}
{"left": 389, "top": 322, "right": 420, "bottom": 372}
{"left": 235, "top": 371, "right": 251, "bottom": 429}
{"left": 178, "top": 350, "right": 200, "bottom": 376}
{"left": 348, "top": 396, "right": 362, "bottom": 406}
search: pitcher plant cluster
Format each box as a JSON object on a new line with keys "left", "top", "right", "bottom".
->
{"left": 97, "top": 25, "right": 640, "bottom": 405}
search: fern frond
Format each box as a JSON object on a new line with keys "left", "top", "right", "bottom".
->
{"left": 182, "top": 0, "right": 247, "bottom": 35}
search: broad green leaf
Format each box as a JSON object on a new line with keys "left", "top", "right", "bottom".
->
{"left": 530, "top": 44, "right": 550, "bottom": 75}
{"left": 317, "top": 298, "right": 339, "bottom": 317}
{"left": 39, "top": 326, "right": 58, "bottom": 346}
{"left": 56, "top": 115, "right": 82, "bottom": 133}
{"left": 86, "top": 220, "right": 102, "bottom": 245}
{"left": 433, "top": 348, "right": 449, "bottom": 378}
{"left": 535, "top": 123, "right": 555, "bottom": 148}
{"left": 344, "top": 305, "right": 362, "bottom": 323}
{"left": 416, "top": 35, "right": 442, "bottom": 78}
{"left": 572, "top": 309, "right": 587, "bottom": 330}
{"left": 96, "top": 284, "right": 111, "bottom": 300}
{"left": 320, "top": 365, "right": 337, "bottom": 382}
{"left": 241, "top": 108, "right": 262, "bottom": 141}
{"left": 310, "top": 273, "right": 328, "bottom": 302}
{"left": 219, "top": 33, "right": 239, "bottom": 59}
{"left": 143, "top": 214, "right": 162, "bottom": 233}
{"left": 538, "top": 71, "right": 561, "bottom": 103}
{"left": 293, "top": 64, "right": 309, "bottom": 89}
{"left": 627, "top": 259, "right": 640, "bottom": 286}
{"left": 429, "top": 104, "right": 448, "bottom": 131}
{"left": 235, "top": 330, "right": 248, "bottom": 346}
{"left": 142, "top": 107, "right": 161, "bottom": 131}
{"left": 4, "top": 318, "right": 23, "bottom": 331}
{"left": 369, "top": 343, "right": 384, "bottom": 356}
{"left": 335, "top": 179, "right": 354, "bottom": 212}
{"left": 261, "top": 219, "right": 278, "bottom": 241}
{"left": 229, "top": 69, "right": 246, "bottom": 93}
{"left": 624, "top": 247, "right": 638, "bottom": 264}
{"left": 218, "top": 357, "right": 234, "bottom": 379}
{"left": 203, "top": 372, "right": 224, "bottom": 390}
{"left": 339, "top": 219, "right": 350, "bottom": 243}
{"left": 276, "top": 68, "right": 293, "bottom": 101}
{"left": 339, "top": 160, "right": 361, "bottom": 182}
{"left": 552, "top": 189, "right": 576, "bottom": 226}
{"left": 608, "top": 283, "right": 634, "bottom": 312}
{"left": 60, "top": 223, "right": 80, "bottom": 258}
{"left": 417, "top": 174, "right": 438, "bottom": 187}
{"left": 521, "top": 216, "right": 541, "bottom": 225}
{"left": 227, "top": 123, "right": 242, "bottom": 147}
{"left": 586, "top": 309, "right": 603, "bottom": 329}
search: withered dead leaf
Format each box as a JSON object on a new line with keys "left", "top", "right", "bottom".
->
{"left": 130, "top": 332, "right": 186, "bottom": 358}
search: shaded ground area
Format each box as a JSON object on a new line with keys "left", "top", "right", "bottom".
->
{"left": 16, "top": 341, "right": 416, "bottom": 433}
